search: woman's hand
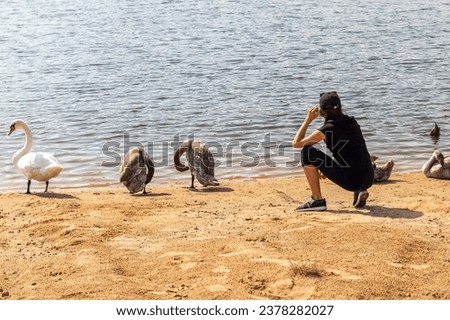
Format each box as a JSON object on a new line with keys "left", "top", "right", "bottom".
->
{"left": 292, "top": 105, "right": 325, "bottom": 148}
{"left": 306, "top": 105, "right": 320, "bottom": 122}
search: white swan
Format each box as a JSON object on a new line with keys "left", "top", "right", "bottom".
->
{"left": 119, "top": 147, "right": 155, "bottom": 194}
{"left": 7, "top": 119, "right": 63, "bottom": 194}
{"left": 422, "top": 150, "right": 450, "bottom": 180}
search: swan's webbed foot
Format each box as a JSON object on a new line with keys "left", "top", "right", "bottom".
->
{"left": 143, "top": 186, "right": 148, "bottom": 194}
{"left": 182, "top": 175, "right": 196, "bottom": 189}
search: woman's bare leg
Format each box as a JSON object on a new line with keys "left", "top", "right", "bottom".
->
{"left": 303, "top": 165, "right": 323, "bottom": 200}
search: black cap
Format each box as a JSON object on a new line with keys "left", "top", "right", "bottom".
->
{"left": 319, "top": 91, "right": 341, "bottom": 110}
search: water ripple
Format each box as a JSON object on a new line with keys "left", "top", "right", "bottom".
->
{"left": 0, "top": 0, "right": 449, "bottom": 190}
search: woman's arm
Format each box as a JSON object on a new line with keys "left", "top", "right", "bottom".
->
{"left": 292, "top": 106, "right": 325, "bottom": 148}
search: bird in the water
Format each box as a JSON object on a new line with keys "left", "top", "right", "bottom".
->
{"left": 430, "top": 123, "right": 440, "bottom": 138}
{"left": 422, "top": 150, "right": 450, "bottom": 180}
{"left": 119, "top": 147, "right": 155, "bottom": 194}
{"left": 370, "top": 155, "right": 395, "bottom": 182}
{"left": 8, "top": 119, "right": 63, "bottom": 194}
{"left": 174, "top": 140, "right": 219, "bottom": 188}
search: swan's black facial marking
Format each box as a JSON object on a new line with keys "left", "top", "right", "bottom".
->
{"left": 8, "top": 123, "right": 16, "bottom": 136}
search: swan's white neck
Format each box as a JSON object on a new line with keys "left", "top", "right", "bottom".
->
{"left": 12, "top": 123, "right": 33, "bottom": 167}
{"left": 421, "top": 153, "right": 437, "bottom": 175}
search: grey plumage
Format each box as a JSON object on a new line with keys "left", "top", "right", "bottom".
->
{"left": 119, "top": 147, "right": 155, "bottom": 194}
{"left": 174, "top": 140, "right": 219, "bottom": 188}
{"left": 371, "top": 155, "right": 394, "bottom": 182}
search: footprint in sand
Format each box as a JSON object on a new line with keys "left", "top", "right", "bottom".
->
{"left": 387, "top": 262, "right": 430, "bottom": 270}
{"left": 158, "top": 251, "right": 202, "bottom": 271}
{"left": 75, "top": 249, "right": 100, "bottom": 267}
{"left": 327, "top": 269, "right": 362, "bottom": 280}
{"left": 250, "top": 257, "right": 320, "bottom": 299}
{"left": 269, "top": 278, "right": 316, "bottom": 300}
{"left": 180, "top": 262, "right": 197, "bottom": 270}
{"left": 213, "top": 265, "right": 230, "bottom": 273}
{"left": 206, "top": 265, "right": 231, "bottom": 292}
{"left": 206, "top": 284, "right": 229, "bottom": 292}
{"left": 254, "top": 256, "right": 292, "bottom": 267}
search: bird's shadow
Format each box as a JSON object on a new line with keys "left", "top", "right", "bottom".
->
{"left": 331, "top": 205, "right": 423, "bottom": 219}
{"left": 187, "top": 186, "right": 234, "bottom": 193}
{"left": 131, "top": 192, "right": 171, "bottom": 197}
{"left": 34, "top": 192, "right": 79, "bottom": 200}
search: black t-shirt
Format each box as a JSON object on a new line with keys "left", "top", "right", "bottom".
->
{"left": 318, "top": 115, "right": 372, "bottom": 170}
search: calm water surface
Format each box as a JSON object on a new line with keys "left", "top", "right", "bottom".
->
{"left": 0, "top": 0, "right": 449, "bottom": 191}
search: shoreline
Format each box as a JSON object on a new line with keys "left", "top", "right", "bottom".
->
{"left": 0, "top": 172, "right": 449, "bottom": 300}
{"left": 0, "top": 168, "right": 426, "bottom": 194}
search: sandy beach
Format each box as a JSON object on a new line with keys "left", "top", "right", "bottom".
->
{"left": 0, "top": 172, "right": 449, "bottom": 300}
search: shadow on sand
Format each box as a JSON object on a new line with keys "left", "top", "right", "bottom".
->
{"left": 333, "top": 205, "right": 423, "bottom": 219}
{"left": 373, "top": 179, "right": 406, "bottom": 185}
{"left": 364, "top": 206, "right": 423, "bottom": 219}
{"left": 131, "top": 192, "right": 171, "bottom": 197}
{"left": 34, "top": 192, "right": 79, "bottom": 200}
{"left": 187, "top": 186, "right": 234, "bottom": 193}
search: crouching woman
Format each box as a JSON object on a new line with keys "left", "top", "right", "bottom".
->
{"left": 292, "top": 91, "right": 374, "bottom": 211}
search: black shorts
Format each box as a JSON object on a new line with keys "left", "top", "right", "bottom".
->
{"left": 301, "top": 145, "right": 374, "bottom": 192}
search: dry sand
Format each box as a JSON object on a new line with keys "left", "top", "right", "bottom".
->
{"left": 0, "top": 173, "right": 449, "bottom": 300}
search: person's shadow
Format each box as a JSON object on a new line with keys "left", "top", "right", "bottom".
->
{"left": 365, "top": 206, "right": 423, "bottom": 219}
{"left": 373, "top": 179, "right": 405, "bottom": 185}
{"left": 332, "top": 205, "right": 423, "bottom": 219}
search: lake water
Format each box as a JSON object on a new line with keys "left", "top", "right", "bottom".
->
{"left": 0, "top": 0, "right": 449, "bottom": 191}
